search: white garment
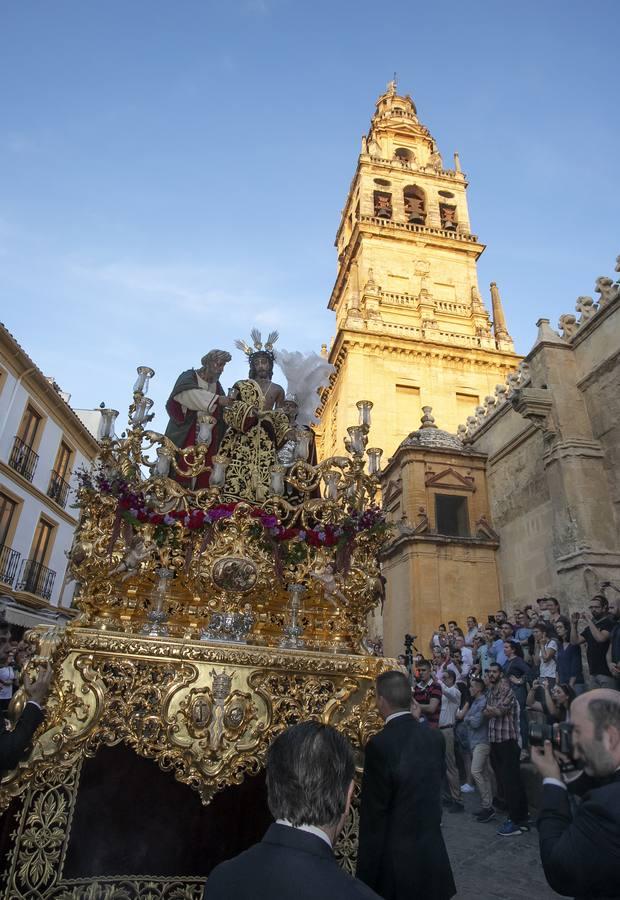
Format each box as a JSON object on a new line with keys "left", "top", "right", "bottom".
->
{"left": 175, "top": 372, "right": 219, "bottom": 414}
{"left": 438, "top": 682, "right": 461, "bottom": 728}
{"left": 540, "top": 639, "right": 558, "bottom": 679}
{"left": 0, "top": 666, "right": 15, "bottom": 701}
{"left": 459, "top": 646, "right": 474, "bottom": 676}
{"left": 275, "top": 819, "right": 332, "bottom": 847}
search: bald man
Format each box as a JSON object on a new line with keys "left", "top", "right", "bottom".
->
{"left": 531, "top": 689, "right": 620, "bottom": 898}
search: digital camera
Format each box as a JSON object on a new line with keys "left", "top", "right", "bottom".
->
{"left": 528, "top": 720, "right": 573, "bottom": 756}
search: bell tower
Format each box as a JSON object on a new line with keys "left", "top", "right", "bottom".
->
{"left": 317, "top": 82, "right": 521, "bottom": 460}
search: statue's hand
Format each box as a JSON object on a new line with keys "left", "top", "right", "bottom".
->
{"left": 217, "top": 396, "right": 232, "bottom": 408}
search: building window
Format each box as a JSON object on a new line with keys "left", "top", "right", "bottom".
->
{"left": 456, "top": 392, "right": 479, "bottom": 425}
{"left": 48, "top": 440, "right": 73, "bottom": 508}
{"left": 373, "top": 190, "right": 392, "bottom": 219}
{"left": 396, "top": 384, "right": 421, "bottom": 432}
{"left": 435, "top": 494, "right": 469, "bottom": 537}
{"left": 394, "top": 147, "right": 414, "bottom": 164}
{"left": 439, "top": 203, "right": 458, "bottom": 231}
{"left": 17, "top": 405, "right": 42, "bottom": 447}
{"left": 17, "top": 517, "right": 56, "bottom": 600}
{"left": 0, "top": 493, "right": 17, "bottom": 548}
{"left": 0, "top": 493, "right": 21, "bottom": 586}
{"left": 403, "top": 185, "right": 426, "bottom": 224}
{"left": 10, "top": 405, "right": 42, "bottom": 481}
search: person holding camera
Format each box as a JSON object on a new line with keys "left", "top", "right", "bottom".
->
{"left": 0, "top": 662, "right": 52, "bottom": 774}
{"left": 531, "top": 689, "right": 620, "bottom": 898}
{"left": 570, "top": 596, "right": 615, "bottom": 690}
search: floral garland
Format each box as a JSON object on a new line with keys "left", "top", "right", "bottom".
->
{"left": 77, "top": 471, "right": 386, "bottom": 552}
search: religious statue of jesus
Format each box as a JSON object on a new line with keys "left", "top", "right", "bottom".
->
{"left": 219, "top": 330, "right": 291, "bottom": 502}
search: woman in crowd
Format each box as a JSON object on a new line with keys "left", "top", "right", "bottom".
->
{"left": 554, "top": 617, "right": 584, "bottom": 693}
{"left": 542, "top": 681, "right": 575, "bottom": 723}
{"left": 532, "top": 621, "right": 558, "bottom": 686}
{"left": 464, "top": 676, "right": 494, "bottom": 822}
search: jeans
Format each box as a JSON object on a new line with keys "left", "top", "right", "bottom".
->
{"left": 471, "top": 743, "right": 492, "bottom": 809}
{"left": 490, "top": 739, "right": 528, "bottom": 824}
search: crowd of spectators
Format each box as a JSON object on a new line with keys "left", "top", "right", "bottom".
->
{"left": 401, "top": 587, "right": 620, "bottom": 838}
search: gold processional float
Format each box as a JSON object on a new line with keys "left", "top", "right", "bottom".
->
{"left": 0, "top": 345, "right": 393, "bottom": 898}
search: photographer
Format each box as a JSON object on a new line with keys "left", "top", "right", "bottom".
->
{"left": 0, "top": 663, "right": 52, "bottom": 774}
{"left": 531, "top": 689, "right": 620, "bottom": 898}
{"left": 570, "top": 596, "right": 615, "bottom": 690}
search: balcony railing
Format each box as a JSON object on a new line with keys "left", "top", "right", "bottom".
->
{"left": 48, "top": 470, "right": 71, "bottom": 509}
{"left": 0, "top": 545, "right": 21, "bottom": 587}
{"left": 9, "top": 436, "right": 39, "bottom": 482}
{"left": 16, "top": 559, "right": 56, "bottom": 601}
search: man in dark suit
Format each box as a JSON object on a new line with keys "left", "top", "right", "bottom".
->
{"left": 532, "top": 688, "right": 620, "bottom": 898}
{"left": 356, "top": 671, "right": 456, "bottom": 900}
{"left": 0, "top": 663, "right": 51, "bottom": 774}
{"left": 204, "top": 721, "right": 380, "bottom": 899}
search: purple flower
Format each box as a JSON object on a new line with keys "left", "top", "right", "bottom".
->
{"left": 261, "top": 515, "right": 278, "bottom": 528}
{"left": 163, "top": 515, "right": 175, "bottom": 525}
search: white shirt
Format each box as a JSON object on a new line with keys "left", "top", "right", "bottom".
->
{"left": 275, "top": 819, "right": 332, "bottom": 847}
{"left": 438, "top": 682, "right": 461, "bottom": 728}
{"left": 540, "top": 639, "right": 558, "bottom": 679}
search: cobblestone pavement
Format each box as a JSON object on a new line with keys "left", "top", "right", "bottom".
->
{"left": 441, "top": 792, "right": 558, "bottom": 900}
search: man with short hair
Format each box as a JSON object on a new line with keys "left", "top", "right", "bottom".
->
{"left": 536, "top": 595, "right": 561, "bottom": 625}
{"left": 485, "top": 662, "right": 529, "bottom": 836}
{"left": 438, "top": 670, "right": 464, "bottom": 813}
{"left": 570, "top": 594, "right": 616, "bottom": 689}
{"left": 413, "top": 660, "right": 442, "bottom": 728}
{"left": 492, "top": 623, "right": 514, "bottom": 668}
{"left": 453, "top": 635, "right": 473, "bottom": 676}
{"left": 357, "top": 671, "right": 456, "bottom": 900}
{"left": 532, "top": 689, "right": 620, "bottom": 898}
{"left": 204, "top": 721, "right": 380, "bottom": 899}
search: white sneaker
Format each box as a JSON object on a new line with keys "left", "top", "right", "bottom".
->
{"left": 461, "top": 783, "right": 475, "bottom": 793}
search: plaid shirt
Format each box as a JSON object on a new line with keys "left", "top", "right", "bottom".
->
{"left": 486, "top": 677, "right": 519, "bottom": 743}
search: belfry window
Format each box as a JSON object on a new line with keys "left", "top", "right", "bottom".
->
{"left": 439, "top": 203, "right": 458, "bottom": 231}
{"left": 403, "top": 185, "right": 426, "bottom": 225}
{"left": 435, "top": 494, "right": 469, "bottom": 537}
{"left": 394, "top": 147, "right": 413, "bottom": 164}
{"left": 373, "top": 190, "right": 392, "bottom": 219}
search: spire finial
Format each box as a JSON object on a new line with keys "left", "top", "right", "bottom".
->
{"left": 387, "top": 74, "right": 397, "bottom": 95}
{"left": 490, "top": 282, "right": 511, "bottom": 342}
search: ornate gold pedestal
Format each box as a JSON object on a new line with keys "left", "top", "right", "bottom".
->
{"left": 0, "top": 626, "right": 387, "bottom": 898}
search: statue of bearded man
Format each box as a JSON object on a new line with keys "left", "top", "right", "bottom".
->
{"left": 164, "top": 349, "right": 232, "bottom": 487}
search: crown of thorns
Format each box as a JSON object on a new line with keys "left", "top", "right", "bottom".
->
{"left": 235, "top": 329, "right": 279, "bottom": 361}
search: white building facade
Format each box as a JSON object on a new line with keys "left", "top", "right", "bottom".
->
{"left": 0, "top": 325, "right": 100, "bottom": 626}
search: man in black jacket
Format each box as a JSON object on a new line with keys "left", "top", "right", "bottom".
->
{"left": 0, "top": 663, "right": 51, "bottom": 774}
{"left": 532, "top": 688, "right": 620, "bottom": 898}
{"left": 204, "top": 721, "right": 380, "bottom": 900}
{"left": 356, "top": 671, "right": 456, "bottom": 900}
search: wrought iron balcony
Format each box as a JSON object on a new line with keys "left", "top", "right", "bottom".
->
{"left": 0, "top": 545, "right": 21, "bottom": 587}
{"left": 9, "top": 436, "right": 39, "bottom": 482}
{"left": 16, "top": 559, "right": 56, "bottom": 601}
{"left": 48, "top": 470, "right": 71, "bottom": 509}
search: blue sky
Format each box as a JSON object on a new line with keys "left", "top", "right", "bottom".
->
{"left": 1, "top": 1, "right": 618, "bottom": 433}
